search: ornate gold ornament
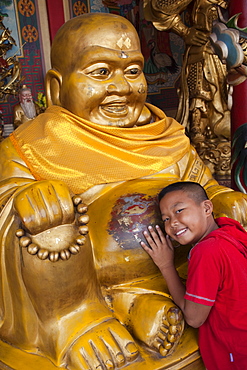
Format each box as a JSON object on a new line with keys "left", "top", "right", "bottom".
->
{"left": 0, "top": 15, "right": 22, "bottom": 101}
{"left": 144, "top": 0, "right": 231, "bottom": 180}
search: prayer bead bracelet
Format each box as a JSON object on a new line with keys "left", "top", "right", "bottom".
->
{"left": 16, "top": 195, "right": 89, "bottom": 262}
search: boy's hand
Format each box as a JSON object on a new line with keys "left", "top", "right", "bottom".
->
{"left": 141, "top": 225, "right": 175, "bottom": 270}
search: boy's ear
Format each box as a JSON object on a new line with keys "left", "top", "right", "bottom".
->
{"left": 45, "top": 69, "right": 62, "bottom": 107}
{"left": 204, "top": 200, "right": 214, "bottom": 216}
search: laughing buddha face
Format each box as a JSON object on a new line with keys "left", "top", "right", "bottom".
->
{"left": 49, "top": 13, "right": 148, "bottom": 128}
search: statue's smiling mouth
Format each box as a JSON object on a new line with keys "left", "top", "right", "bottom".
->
{"left": 101, "top": 99, "right": 129, "bottom": 116}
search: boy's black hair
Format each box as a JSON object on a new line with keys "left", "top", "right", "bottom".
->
{"left": 158, "top": 181, "right": 209, "bottom": 205}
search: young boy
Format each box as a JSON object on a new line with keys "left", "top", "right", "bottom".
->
{"left": 141, "top": 181, "right": 247, "bottom": 370}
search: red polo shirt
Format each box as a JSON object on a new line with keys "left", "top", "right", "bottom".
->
{"left": 185, "top": 217, "right": 247, "bottom": 370}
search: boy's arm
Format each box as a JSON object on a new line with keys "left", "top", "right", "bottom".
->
{"left": 141, "top": 226, "right": 212, "bottom": 328}
{"left": 158, "top": 262, "right": 212, "bottom": 327}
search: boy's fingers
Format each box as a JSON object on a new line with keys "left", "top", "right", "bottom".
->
{"left": 143, "top": 230, "right": 151, "bottom": 239}
{"left": 148, "top": 225, "right": 166, "bottom": 246}
{"left": 140, "top": 241, "right": 152, "bottom": 253}
{"left": 144, "top": 231, "right": 161, "bottom": 253}
{"left": 155, "top": 225, "right": 166, "bottom": 242}
{"left": 147, "top": 226, "right": 161, "bottom": 241}
{"left": 166, "top": 235, "right": 174, "bottom": 249}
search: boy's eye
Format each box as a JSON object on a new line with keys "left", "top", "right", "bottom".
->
{"left": 176, "top": 208, "right": 184, "bottom": 214}
{"left": 163, "top": 217, "right": 169, "bottom": 223}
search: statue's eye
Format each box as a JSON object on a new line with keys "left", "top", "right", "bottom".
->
{"left": 125, "top": 66, "right": 142, "bottom": 78}
{"left": 99, "top": 68, "right": 109, "bottom": 75}
{"left": 90, "top": 68, "right": 109, "bottom": 76}
{"left": 129, "top": 68, "right": 139, "bottom": 75}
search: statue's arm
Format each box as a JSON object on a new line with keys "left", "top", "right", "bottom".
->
{"left": 143, "top": 0, "right": 189, "bottom": 36}
{"left": 0, "top": 138, "right": 75, "bottom": 235}
{"left": 143, "top": 0, "right": 209, "bottom": 46}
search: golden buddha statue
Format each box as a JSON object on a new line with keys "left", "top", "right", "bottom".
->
{"left": 1, "top": 13, "right": 247, "bottom": 370}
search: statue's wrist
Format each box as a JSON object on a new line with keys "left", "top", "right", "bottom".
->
{"left": 172, "top": 19, "right": 189, "bottom": 38}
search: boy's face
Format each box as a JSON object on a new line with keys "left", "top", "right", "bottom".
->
{"left": 159, "top": 190, "right": 213, "bottom": 245}
{"left": 59, "top": 20, "right": 147, "bottom": 127}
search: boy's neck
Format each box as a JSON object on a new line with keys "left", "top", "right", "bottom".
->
{"left": 194, "top": 217, "right": 219, "bottom": 246}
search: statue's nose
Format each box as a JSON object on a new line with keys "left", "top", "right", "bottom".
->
{"left": 106, "top": 73, "right": 132, "bottom": 95}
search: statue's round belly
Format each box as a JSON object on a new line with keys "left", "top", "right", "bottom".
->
{"left": 88, "top": 177, "right": 180, "bottom": 286}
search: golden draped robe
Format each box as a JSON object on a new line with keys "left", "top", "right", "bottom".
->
{"left": 9, "top": 103, "right": 190, "bottom": 193}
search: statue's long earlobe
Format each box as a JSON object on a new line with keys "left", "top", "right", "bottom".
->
{"left": 45, "top": 69, "right": 62, "bottom": 107}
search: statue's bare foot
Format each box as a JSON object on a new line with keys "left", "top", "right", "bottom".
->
{"left": 65, "top": 318, "right": 139, "bottom": 370}
{"left": 129, "top": 294, "right": 184, "bottom": 356}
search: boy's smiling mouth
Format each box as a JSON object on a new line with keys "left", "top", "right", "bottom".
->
{"left": 175, "top": 228, "right": 188, "bottom": 237}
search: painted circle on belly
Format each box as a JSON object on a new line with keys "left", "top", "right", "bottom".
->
{"left": 108, "top": 193, "right": 164, "bottom": 250}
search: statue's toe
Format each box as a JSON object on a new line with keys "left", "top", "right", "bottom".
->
{"left": 152, "top": 306, "right": 184, "bottom": 356}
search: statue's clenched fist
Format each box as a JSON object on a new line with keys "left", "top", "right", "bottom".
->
{"left": 14, "top": 180, "right": 75, "bottom": 235}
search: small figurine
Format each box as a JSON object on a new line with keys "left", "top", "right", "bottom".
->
{"left": 13, "top": 85, "right": 40, "bottom": 129}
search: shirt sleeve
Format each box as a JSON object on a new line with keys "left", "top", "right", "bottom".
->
{"left": 184, "top": 237, "right": 222, "bottom": 306}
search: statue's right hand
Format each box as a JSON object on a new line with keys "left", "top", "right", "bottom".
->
{"left": 14, "top": 180, "right": 75, "bottom": 235}
{"left": 184, "top": 26, "right": 208, "bottom": 46}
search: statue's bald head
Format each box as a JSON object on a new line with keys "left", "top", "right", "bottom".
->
{"left": 47, "top": 13, "right": 148, "bottom": 126}
{"left": 51, "top": 13, "right": 142, "bottom": 74}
